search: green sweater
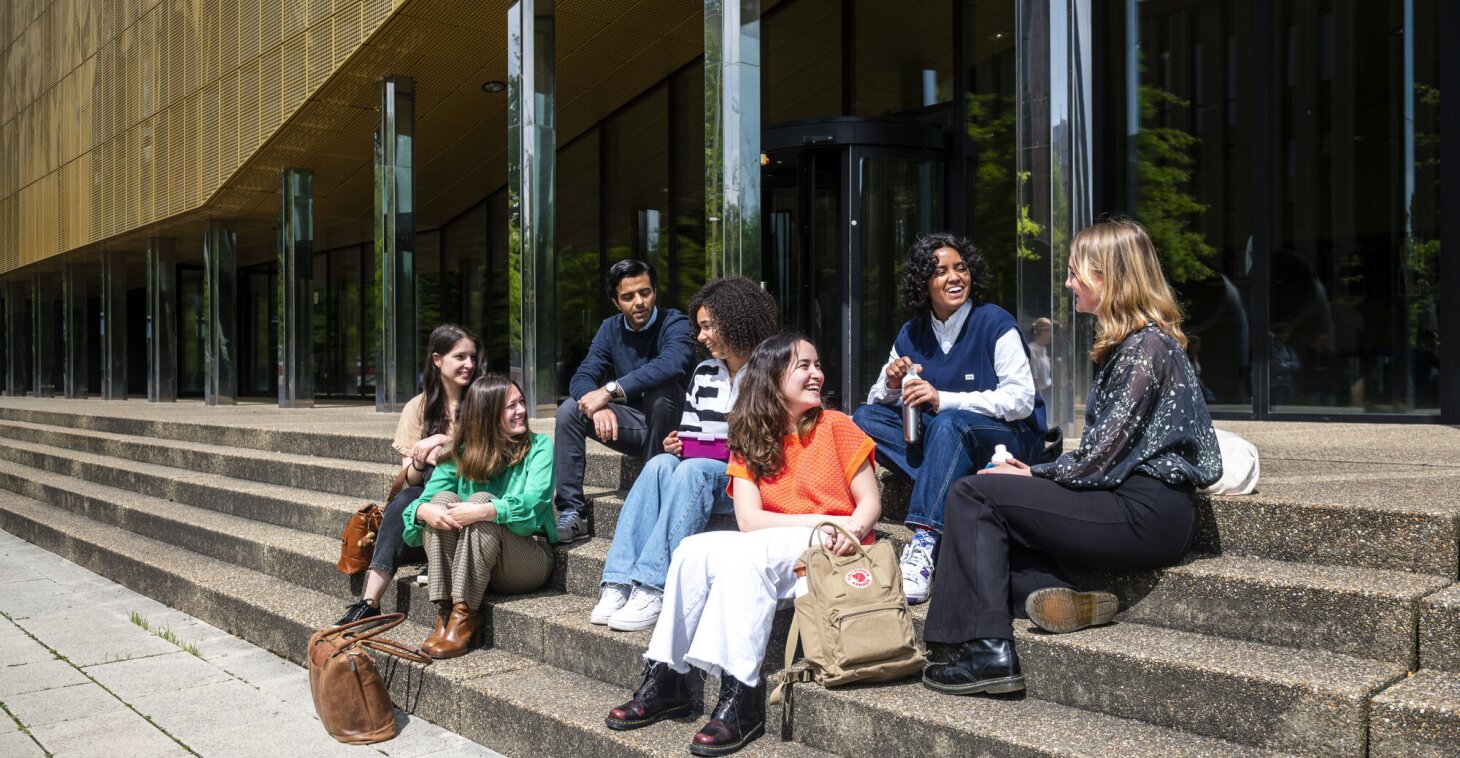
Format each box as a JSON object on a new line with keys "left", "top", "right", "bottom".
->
{"left": 401, "top": 433, "right": 559, "bottom": 548}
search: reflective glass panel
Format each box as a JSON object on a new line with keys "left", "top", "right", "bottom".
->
{"left": 1270, "top": 0, "right": 1441, "bottom": 414}
{"left": 763, "top": 0, "right": 842, "bottom": 124}
{"left": 1104, "top": 0, "right": 1254, "bottom": 412}
{"left": 855, "top": 0, "right": 954, "bottom": 117}
{"left": 556, "top": 130, "right": 601, "bottom": 399}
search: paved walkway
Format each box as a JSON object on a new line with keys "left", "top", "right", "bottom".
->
{"left": 0, "top": 529, "right": 504, "bottom": 758}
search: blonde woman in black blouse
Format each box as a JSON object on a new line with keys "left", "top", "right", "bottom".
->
{"left": 921, "top": 217, "right": 1222, "bottom": 696}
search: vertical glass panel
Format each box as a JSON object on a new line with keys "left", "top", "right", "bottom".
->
{"left": 177, "top": 267, "right": 206, "bottom": 398}
{"left": 489, "top": 192, "right": 511, "bottom": 370}
{"left": 964, "top": 1, "right": 1019, "bottom": 314}
{"left": 446, "top": 201, "right": 492, "bottom": 366}
{"left": 31, "top": 274, "right": 59, "bottom": 398}
{"left": 1104, "top": 0, "right": 1253, "bottom": 413}
{"left": 63, "top": 264, "right": 89, "bottom": 399}
{"left": 240, "top": 266, "right": 277, "bottom": 397}
{"left": 1270, "top": 0, "right": 1440, "bottom": 415}
{"left": 100, "top": 252, "right": 127, "bottom": 400}
{"left": 5, "top": 282, "right": 33, "bottom": 396}
{"left": 603, "top": 87, "right": 670, "bottom": 290}
{"left": 555, "top": 130, "right": 600, "bottom": 400}
{"left": 857, "top": 153, "right": 944, "bottom": 403}
{"left": 762, "top": 0, "right": 841, "bottom": 123}
{"left": 203, "top": 221, "right": 237, "bottom": 405}
{"left": 855, "top": 0, "right": 954, "bottom": 117}
{"left": 673, "top": 63, "right": 708, "bottom": 304}
{"left": 705, "top": 0, "right": 762, "bottom": 281}
{"left": 417, "top": 229, "right": 443, "bottom": 353}
{"left": 313, "top": 250, "right": 332, "bottom": 396}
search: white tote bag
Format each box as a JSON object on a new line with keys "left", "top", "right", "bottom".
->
{"left": 1198, "top": 429, "right": 1260, "bottom": 496}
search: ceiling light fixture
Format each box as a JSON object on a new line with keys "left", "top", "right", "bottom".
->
{"left": 481, "top": 80, "right": 507, "bottom": 93}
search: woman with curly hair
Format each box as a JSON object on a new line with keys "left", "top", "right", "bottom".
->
{"left": 605, "top": 333, "right": 879, "bottom": 755}
{"left": 591, "top": 277, "right": 779, "bottom": 631}
{"left": 852, "top": 232, "right": 1047, "bottom": 604}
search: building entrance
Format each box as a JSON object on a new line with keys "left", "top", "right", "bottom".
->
{"left": 762, "top": 118, "right": 948, "bottom": 410}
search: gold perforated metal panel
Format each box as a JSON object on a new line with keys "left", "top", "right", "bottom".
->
{"left": 0, "top": 0, "right": 399, "bottom": 273}
{"left": 2, "top": 0, "right": 707, "bottom": 270}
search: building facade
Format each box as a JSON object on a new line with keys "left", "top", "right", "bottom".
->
{"left": 0, "top": 0, "right": 1453, "bottom": 426}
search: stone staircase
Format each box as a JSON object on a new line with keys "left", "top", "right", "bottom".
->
{"left": 0, "top": 400, "right": 1454, "bottom": 757}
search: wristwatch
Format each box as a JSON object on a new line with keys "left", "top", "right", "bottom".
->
{"left": 604, "top": 381, "right": 626, "bottom": 402}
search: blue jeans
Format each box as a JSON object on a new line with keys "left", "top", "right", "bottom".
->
{"left": 852, "top": 403, "right": 1044, "bottom": 533}
{"left": 600, "top": 454, "right": 735, "bottom": 591}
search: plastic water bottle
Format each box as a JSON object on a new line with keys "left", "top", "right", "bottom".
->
{"left": 901, "top": 365, "right": 921, "bottom": 444}
{"left": 984, "top": 444, "right": 1013, "bottom": 469}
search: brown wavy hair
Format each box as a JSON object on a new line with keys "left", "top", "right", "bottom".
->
{"left": 1069, "top": 217, "right": 1187, "bottom": 363}
{"left": 727, "top": 333, "right": 821, "bottom": 482}
{"left": 438, "top": 374, "right": 532, "bottom": 482}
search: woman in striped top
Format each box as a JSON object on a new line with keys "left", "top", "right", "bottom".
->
{"left": 591, "top": 277, "right": 778, "bottom": 632}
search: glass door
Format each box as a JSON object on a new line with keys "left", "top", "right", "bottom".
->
{"left": 762, "top": 119, "right": 947, "bottom": 409}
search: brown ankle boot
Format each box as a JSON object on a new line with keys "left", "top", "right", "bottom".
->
{"left": 427, "top": 602, "right": 480, "bottom": 659}
{"left": 420, "top": 601, "right": 452, "bottom": 655}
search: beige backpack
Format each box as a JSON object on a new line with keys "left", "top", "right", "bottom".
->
{"left": 769, "top": 523, "right": 926, "bottom": 705}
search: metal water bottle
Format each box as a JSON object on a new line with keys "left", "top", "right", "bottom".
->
{"left": 902, "top": 365, "right": 921, "bottom": 444}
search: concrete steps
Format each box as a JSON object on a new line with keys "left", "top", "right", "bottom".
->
{"left": 0, "top": 403, "right": 1454, "bottom": 756}
{"left": 0, "top": 483, "right": 1269, "bottom": 758}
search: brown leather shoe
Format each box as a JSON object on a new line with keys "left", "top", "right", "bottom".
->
{"left": 1025, "top": 587, "right": 1118, "bottom": 634}
{"left": 420, "top": 601, "right": 452, "bottom": 654}
{"left": 605, "top": 661, "right": 691, "bottom": 730}
{"left": 690, "top": 676, "right": 764, "bottom": 756}
{"left": 425, "top": 602, "right": 479, "bottom": 659}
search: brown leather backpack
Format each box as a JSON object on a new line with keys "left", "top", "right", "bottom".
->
{"left": 307, "top": 613, "right": 431, "bottom": 744}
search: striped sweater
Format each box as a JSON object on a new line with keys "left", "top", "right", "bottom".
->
{"left": 677, "top": 358, "right": 738, "bottom": 437}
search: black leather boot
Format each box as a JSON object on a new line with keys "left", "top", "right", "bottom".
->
{"left": 605, "top": 661, "right": 692, "bottom": 730}
{"left": 921, "top": 638, "right": 1025, "bottom": 695}
{"left": 690, "top": 675, "right": 765, "bottom": 756}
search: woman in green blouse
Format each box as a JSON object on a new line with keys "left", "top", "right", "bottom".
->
{"left": 402, "top": 373, "right": 559, "bottom": 659}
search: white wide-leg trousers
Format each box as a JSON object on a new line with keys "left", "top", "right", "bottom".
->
{"left": 644, "top": 526, "right": 819, "bottom": 687}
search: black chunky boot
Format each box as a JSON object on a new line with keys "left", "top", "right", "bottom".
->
{"left": 689, "top": 675, "right": 765, "bottom": 756}
{"left": 605, "top": 661, "right": 692, "bottom": 730}
{"left": 921, "top": 638, "right": 1025, "bottom": 695}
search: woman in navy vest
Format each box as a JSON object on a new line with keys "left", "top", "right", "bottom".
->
{"left": 852, "top": 232, "right": 1046, "bottom": 605}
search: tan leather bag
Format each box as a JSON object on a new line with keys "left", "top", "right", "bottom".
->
{"left": 336, "top": 468, "right": 410, "bottom": 574}
{"left": 769, "top": 522, "right": 925, "bottom": 705}
{"left": 307, "top": 613, "right": 432, "bottom": 744}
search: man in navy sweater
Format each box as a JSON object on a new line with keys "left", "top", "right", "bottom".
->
{"left": 554, "top": 260, "right": 697, "bottom": 542}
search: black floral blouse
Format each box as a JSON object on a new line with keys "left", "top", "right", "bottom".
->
{"left": 1031, "top": 324, "right": 1222, "bottom": 490}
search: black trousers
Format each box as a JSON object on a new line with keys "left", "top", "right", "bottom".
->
{"left": 923, "top": 473, "right": 1195, "bottom": 643}
{"left": 553, "top": 383, "right": 683, "bottom": 516}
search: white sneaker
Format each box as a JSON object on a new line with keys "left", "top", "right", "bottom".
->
{"left": 900, "top": 529, "right": 938, "bottom": 605}
{"left": 591, "top": 583, "right": 631, "bottom": 625}
{"left": 607, "top": 586, "right": 663, "bottom": 631}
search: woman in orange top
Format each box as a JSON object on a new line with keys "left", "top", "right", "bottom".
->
{"left": 605, "top": 333, "right": 882, "bottom": 756}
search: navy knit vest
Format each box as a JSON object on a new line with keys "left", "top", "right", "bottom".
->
{"left": 892, "top": 302, "right": 1047, "bottom": 432}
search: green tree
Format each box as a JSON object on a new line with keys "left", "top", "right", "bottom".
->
{"left": 1136, "top": 83, "right": 1216, "bottom": 283}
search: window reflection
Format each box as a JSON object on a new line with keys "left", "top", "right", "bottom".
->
{"left": 1104, "top": 0, "right": 1254, "bottom": 412}
{"left": 1271, "top": 0, "right": 1440, "bottom": 414}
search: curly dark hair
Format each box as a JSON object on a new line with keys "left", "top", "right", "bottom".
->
{"left": 686, "top": 277, "right": 780, "bottom": 358}
{"left": 899, "top": 232, "right": 989, "bottom": 315}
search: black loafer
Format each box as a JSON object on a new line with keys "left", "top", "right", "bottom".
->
{"left": 922, "top": 638, "right": 1025, "bottom": 695}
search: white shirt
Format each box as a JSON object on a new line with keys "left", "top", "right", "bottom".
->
{"left": 865, "top": 302, "right": 1037, "bottom": 422}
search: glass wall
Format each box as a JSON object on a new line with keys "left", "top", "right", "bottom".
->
{"left": 1102, "top": 0, "right": 1254, "bottom": 412}
{"left": 1101, "top": 0, "right": 1441, "bottom": 418}
{"left": 1269, "top": 0, "right": 1441, "bottom": 414}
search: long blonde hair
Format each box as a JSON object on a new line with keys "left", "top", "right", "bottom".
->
{"left": 438, "top": 374, "right": 532, "bottom": 481}
{"left": 1069, "top": 218, "right": 1186, "bottom": 363}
